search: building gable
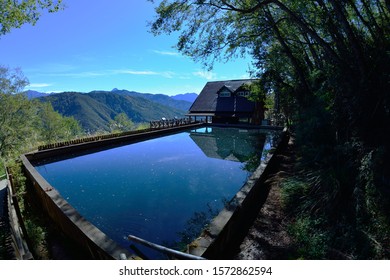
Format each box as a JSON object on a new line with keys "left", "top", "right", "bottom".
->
{"left": 189, "top": 79, "right": 256, "bottom": 113}
{"left": 217, "top": 86, "right": 233, "bottom": 98}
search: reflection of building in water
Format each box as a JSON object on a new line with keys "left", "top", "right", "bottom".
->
{"left": 189, "top": 127, "right": 266, "bottom": 163}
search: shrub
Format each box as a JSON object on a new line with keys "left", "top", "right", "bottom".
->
{"left": 288, "top": 217, "right": 329, "bottom": 259}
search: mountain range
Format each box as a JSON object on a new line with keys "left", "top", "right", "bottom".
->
{"left": 28, "top": 89, "right": 198, "bottom": 133}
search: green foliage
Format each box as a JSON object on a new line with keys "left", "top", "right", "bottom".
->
{"left": 288, "top": 217, "right": 329, "bottom": 259}
{"left": 0, "top": 70, "right": 37, "bottom": 157}
{"left": 135, "top": 122, "right": 150, "bottom": 131}
{"left": 36, "top": 102, "right": 82, "bottom": 143}
{"left": 6, "top": 161, "right": 49, "bottom": 258}
{"left": 0, "top": 160, "right": 4, "bottom": 175}
{"left": 0, "top": 66, "right": 83, "bottom": 159}
{"left": 109, "top": 113, "right": 134, "bottom": 133}
{"left": 6, "top": 161, "right": 26, "bottom": 206}
{"left": 0, "top": 0, "right": 63, "bottom": 36}
{"left": 281, "top": 178, "right": 310, "bottom": 214}
{"left": 24, "top": 218, "right": 46, "bottom": 257}
{"left": 40, "top": 91, "right": 186, "bottom": 133}
{"left": 150, "top": 0, "right": 390, "bottom": 258}
{"left": 0, "top": 66, "right": 29, "bottom": 94}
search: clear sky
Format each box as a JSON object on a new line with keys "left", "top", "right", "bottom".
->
{"left": 0, "top": 0, "right": 252, "bottom": 96}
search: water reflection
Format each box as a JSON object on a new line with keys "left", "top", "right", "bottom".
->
{"left": 189, "top": 126, "right": 266, "bottom": 163}
{"left": 34, "top": 126, "right": 279, "bottom": 259}
{"left": 173, "top": 201, "right": 221, "bottom": 251}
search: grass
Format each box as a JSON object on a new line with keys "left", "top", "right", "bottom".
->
{"left": 0, "top": 160, "right": 5, "bottom": 178}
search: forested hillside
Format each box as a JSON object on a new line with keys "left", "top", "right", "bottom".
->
{"left": 111, "top": 89, "right": 195, "bottom": 112}
{"left": 39, "top": 91, "right": 187, "bottom": 132}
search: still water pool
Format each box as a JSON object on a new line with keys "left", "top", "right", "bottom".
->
{"left": 34, "top": 126, "right": 277, "bottom": 259}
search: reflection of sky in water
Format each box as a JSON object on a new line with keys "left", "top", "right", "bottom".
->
{"left": 34, "top": 127, "right": 275, "bottom": 259}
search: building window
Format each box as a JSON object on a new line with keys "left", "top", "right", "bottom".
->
{"left": 219, "top": 89, "right": 231, "bottom": 97}
{"left": 236, "top": 90, "right": 250, "bottom": 97}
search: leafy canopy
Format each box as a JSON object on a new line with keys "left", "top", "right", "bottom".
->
{"left": 0, "top": 66, "right": 81, "bottom": 159}
{"left": 0, "top": 0, "right": 63, "bottom": 36}
{"left": 149, "top": 0, "right": 390, "bottom": 259}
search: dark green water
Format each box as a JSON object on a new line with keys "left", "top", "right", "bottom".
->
{"left": 34, "top": 126, "right": 276, "bottom": 259}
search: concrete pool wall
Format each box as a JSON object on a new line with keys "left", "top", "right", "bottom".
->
{"left": 21, "top": 123, "right": 286, "bottom": 259}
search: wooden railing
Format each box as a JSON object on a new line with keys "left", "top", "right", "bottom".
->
{"left": 149, "top": 117, "right": 194, "bottom": 129}
{"left": 37, "top": 118, "right": 198, "bottom": 151}
{"left": 38, "top": 128, "right": 150, "bottom": 151}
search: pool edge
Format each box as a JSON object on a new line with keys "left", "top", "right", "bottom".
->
{"left": 20, "top": 123, "right": 203, "bottom": 260}
{"left": 21, "top": 154, "right": 134, "bottom": 260}
{"left": 20, "top": 123, "right": 285, "bottom": 260}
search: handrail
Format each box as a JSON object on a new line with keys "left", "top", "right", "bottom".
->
{"left": 128, "top": 235, "right": 206, "bottom": 260}
{"left": 37, "top": 118, "right": 199, "bottom": 151}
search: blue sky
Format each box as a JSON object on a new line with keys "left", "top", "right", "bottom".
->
{"left": 0, "top": 0, "right": 252, "bottom": 96}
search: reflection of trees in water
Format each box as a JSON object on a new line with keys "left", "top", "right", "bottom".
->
{"left": 241, "top": 131, "right": 282, "bottom": 172}
{"left": 242, "top": 153, "right": 261, "bottom": 173}
{"left": 168, "top": 200, "right": 224, "bottom": 252}
{"left": 158, "top": 129, "right": 283, "bottom": 256}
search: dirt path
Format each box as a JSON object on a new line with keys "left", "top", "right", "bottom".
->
{"left": 234, "top": 138, "right": 296, "bottom": 260}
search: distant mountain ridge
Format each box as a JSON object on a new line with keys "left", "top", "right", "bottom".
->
{"left": 37, "top": 90, "right": 195, "bottom": 132}
{"left": 24, "top": 90, "right": 50, "bottom": 99}
{"left": 26, "top": 89, "right": 198, "bottom": 103}
{"left": 108, "top": 89, "right": 194, "bottom": 112}
{"left": 171, "top": 93, "right": 198, "bottom": 103}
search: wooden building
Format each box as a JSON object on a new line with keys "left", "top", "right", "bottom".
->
{"left": 187, "top": 79, "right": 263, "bottom": 124}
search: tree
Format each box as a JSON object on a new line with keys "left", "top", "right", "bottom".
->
{"left": 0, "top": 66, "right": 36, "bottom": 157}
{"left": 0, "top": 66, "right": 29, "bottom": 94}
{"left": 150, "top": 0, "right": 390, "bottom": 259}
{"left": 150, "top": 1, "right": 389, "bottom": 132}
{"left": 0, "top": 0, "right": 63, "bottom": 36}
{"left": 0, "top": 90, "right": 37, "bottom": 158}
{"left": 37, "top": 102, "right": 82, "bottom": 143}
{"left": 109, "top": 113, "right": 134, "bottom": 133}
{"left": 0, "top": 66, "right": 82, "bottom": 158}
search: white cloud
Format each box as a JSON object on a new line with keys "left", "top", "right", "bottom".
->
{"left": 41, "top": 68, "right": 177, "bottom": 79}
{"left": 46, "top": 71, "right": 106, "bottom": 78}
{"left": 115, "top": 70, "right": 159, "bottom": 75}
{"left": 193, "top": 70, "right": 216, "bottom": 80}
{"left": 160, "top": 71, "right": 175, "bottom": 78}
{"left": 75, "top": 71, "right": 107, "bottom": 77}
{"left": 28, "top": 83, "right": 52, "bottom": 88}
{"left": 153, "top": 50, "right": 180, "bottom": 56}
{"left": 116, "top": 69, "right": 175, "bottom": 79}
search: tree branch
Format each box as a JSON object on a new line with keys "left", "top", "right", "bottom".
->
{"left": 200, "top": 0, "right": 275, "bottom": 13}
{"left": 272, "top": 0, "right": 342, "bottom": 65}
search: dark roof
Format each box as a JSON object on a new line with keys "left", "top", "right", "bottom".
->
{"left": 188, "top": 79, "right": 256, "bottom": 115}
